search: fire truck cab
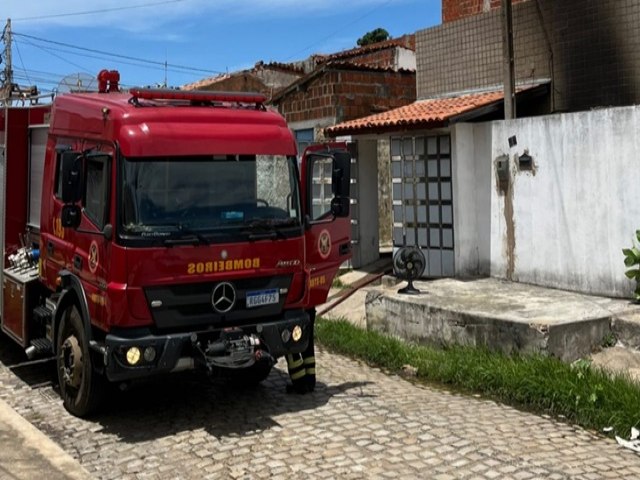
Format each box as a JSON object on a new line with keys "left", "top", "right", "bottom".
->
{"left": 0, "top": 71, "right": 351, "bottom": 416}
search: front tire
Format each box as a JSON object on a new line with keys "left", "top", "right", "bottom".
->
{"left": 56, "top": 305, "right": 104, "bottom": 417}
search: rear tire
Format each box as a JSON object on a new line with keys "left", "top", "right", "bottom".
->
{"left": 56, "top": 305, "right": 105, "bottom": 417}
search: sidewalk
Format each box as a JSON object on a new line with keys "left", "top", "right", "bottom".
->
{"left": 322, "top": 264, "right": 640, "bottom": 373}
{"left": 0, "top": 398, "right": 92, "bottom": 480}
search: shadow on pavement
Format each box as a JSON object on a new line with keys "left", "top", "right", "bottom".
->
{"left": 91, "top": 368, "right": 374, "bottom": 443}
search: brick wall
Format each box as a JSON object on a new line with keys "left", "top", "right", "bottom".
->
{"left": 277, "top": 68, "right": 416, "bottom": 125}
{"left": 443, "top": 0, "right": 529, "bottom": 23}
{"left": 418, "top": 0, "right": 640, "bottom": 112}
{"left": 199, "top": 74, "right": 269, "bottom": 95}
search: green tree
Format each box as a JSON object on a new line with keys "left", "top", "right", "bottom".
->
{"left": 356, "top": 28, "right": 390, "bottom": 47}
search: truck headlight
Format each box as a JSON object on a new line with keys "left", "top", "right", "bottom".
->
{"left": 126, "top": 347, "right": 141, "bottom": 365}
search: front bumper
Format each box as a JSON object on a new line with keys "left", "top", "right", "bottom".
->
{"left": 103, "top": 310, "right": 310, "bottom": 382}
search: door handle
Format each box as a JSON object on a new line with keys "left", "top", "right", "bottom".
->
{"left": 73, "top": 255, "right": 82, "bottom": 270}
{"left": 47, "top": 241, "right": 54, "bottom": 255}
{"left": 339, "top": 242, "right": 351, "bottom": 256}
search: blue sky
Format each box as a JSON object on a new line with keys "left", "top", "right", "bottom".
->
{"left": 4, "top": 0, "right": 441, "bottom": 93}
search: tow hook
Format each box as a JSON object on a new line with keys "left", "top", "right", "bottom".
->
{"left": 255, "top": 349, "right": 274, "bottom": 366}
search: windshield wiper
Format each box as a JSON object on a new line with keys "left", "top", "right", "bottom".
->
{"left": 243, "top": 218, "right": 300, "bottom": 240}
{"left": 163, "top": 223, "right": 211, "bottom": 246}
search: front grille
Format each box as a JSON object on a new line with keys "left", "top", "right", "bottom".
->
{"left": 144, "top": 275, "right": 292, "bottom": 330}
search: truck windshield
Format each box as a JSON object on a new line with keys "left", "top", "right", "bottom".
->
{"left": 120, "top": 154, "right": 302, "bottom": 244}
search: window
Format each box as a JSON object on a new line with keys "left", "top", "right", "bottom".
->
{"left": 295, "top": 128, "right": 314, "bottom": 156}
{"left": 308, "top": 155, "right": 334, "bottom": 221}
{"left": 54, "top": 150, "right": 79, "bottom": 199}
{"left": 83, "top": 155, "right": 110, "bottom": 229}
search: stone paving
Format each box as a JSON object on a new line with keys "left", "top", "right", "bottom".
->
{"left": 1, "top": 338, "right": 640, "bottom": 479}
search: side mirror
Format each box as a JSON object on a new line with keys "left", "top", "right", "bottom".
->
{"left": 61, "top": 152, "right": 83, "bottom": 204}
{"left": 330, "top": 197, "right": 350, "bottom": 218}
{"left": 331, "top": 151, "right": 351, "bottom": 198}
{"left": 102, "top": 224, "right": 113, "bottom": 241}
{"left": 61, "top": 205, "right": 81, "bottom": 229}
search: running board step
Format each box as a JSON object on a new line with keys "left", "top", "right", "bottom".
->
{"left": 25, "top": 338, "right": 53, "bottom": 359}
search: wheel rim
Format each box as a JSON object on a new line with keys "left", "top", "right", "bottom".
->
{"left": 60, "top": 335, "right": 83, "bottom": 389}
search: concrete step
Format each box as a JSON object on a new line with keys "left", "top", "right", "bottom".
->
{"left": 364, "top": 278, "right": 640, "bottom": 362}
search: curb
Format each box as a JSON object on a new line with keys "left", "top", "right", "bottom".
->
{"left": 0, "top": 398, "right": 93, "bottom": 479}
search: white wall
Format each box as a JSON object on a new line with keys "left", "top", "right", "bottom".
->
{"left": 395, "top": 47, "right": 417, "bottom": 71}
{"left": 486, "top": 106, "right": 640, "bottom": 297}
{"left": 354, "top": 139, "right": 381, "bottom": 267}
{"left": 452, "top": 123, "right": 492, "bottom": 277}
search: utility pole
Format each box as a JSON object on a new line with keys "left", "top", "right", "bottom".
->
{"left": 1, "top": 18, "right": 13, "bottom": 103}
{"left": 501, "top": 1, "right": 516, "bottom": 119}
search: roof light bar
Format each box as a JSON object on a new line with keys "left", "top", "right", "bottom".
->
{"left": 128, "top": 88, "right": 267, "bottom": 105}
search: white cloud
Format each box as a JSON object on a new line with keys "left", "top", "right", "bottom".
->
{"left": 6, "top": 0, "right": 409, "bottom": 32}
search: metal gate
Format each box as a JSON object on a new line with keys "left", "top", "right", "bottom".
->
{"left": 310, "top": 143, "right": 359, "bottom": 267}
{"left": 391, "top": 135, "right": 454, "bottom": 277}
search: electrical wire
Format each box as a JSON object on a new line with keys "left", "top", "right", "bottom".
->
{"left": 18, "top": 40, "right": 204, "bottom": 78}
{"left": 12, "top": 0, "right": 188, "bottom": 22}
{"left": 14, "top": 32, "right": 223, "bottom": 76}
{"left": 13, "top": 38, "right": 32, "bottom": 84}
{"left": 284, "top": 0, "right": 394, "bottom": 60}
{"left": 18, "top": 37, "right": 94, "bottom": 76}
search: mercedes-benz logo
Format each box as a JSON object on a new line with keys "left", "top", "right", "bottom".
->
{"left": 211, "top": 282, "right": 236, "bottom": 314}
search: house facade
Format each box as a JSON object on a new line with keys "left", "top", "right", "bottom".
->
{"left": 271, "top": 36, "right": 417, "bottom": 267}
{"left": 328, "top": 0, "right": 640, "bottom": 296}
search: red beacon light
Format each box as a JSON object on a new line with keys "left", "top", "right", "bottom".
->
{"left": 98, "top": 70, "right": 120, "bottom": 93}
{"left": 128, "top": 88, "right": 267, "bottom": 107}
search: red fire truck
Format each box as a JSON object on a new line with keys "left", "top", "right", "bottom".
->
{"left": 0, "top": 70, "right": 351, "bottom": 416}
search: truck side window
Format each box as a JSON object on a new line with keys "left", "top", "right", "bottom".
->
{"left": 54, "top": 151, "right": 79, "bottom": 199}
{"left": 83, "top": 155, "right": 110, "bottom": 229}
{"left": 309, "top": 156, "right": 334, "bottom": 220}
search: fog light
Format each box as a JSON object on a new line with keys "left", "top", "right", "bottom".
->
{"left": 292, "top": 325, "right": 302, "bottom": 342}
{"left": 126, "top": 347, "right": 141, "bottom": 365}
{"left": 143, "top": 346, "right": 156, "bottom": 363}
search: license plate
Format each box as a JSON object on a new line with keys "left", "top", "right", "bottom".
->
{"left": 246, "top": 289, "right": 279, "bottom": 308}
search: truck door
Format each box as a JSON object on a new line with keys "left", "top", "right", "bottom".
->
{"left": 301, "top": 144, "right": 352, "bottom": 306}
{"left": 56, "top": 149, "right": 113, "bottom": 331}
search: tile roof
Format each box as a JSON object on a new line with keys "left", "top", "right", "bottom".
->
{"left": 182, "top": 74, "right": 232, "bottom": 91}
{"left": 325, "top": 34, "right": 416, "bottom": 61}
{"left": 325, "top": 90, "right": 507, "bottom": 136}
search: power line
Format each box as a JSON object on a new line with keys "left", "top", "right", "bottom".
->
{"left": 12, "top": 0, "right": 187, "bottom": 22}
{"left": 19, "top": 37, "right": 93, "bottom": 75}
{"left": 13, "top": 38, "right": 31, "bottom": 84}
{"left": 14, "top": 32, "right": 223, "bottom": 75}
{"left": 284, "top": 0, "right": 394, "bottom": 60}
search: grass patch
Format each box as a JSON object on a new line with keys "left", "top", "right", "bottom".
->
{"left": 316, "top": 318, "right": 640, "bottom": 437}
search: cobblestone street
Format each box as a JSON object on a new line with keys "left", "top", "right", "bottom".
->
{"left": 1, "top": 336, "right": 639, "bottom": 479}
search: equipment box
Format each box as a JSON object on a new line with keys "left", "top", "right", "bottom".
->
{"left": 2, "top": 267, "right": 39, "bottom": 348}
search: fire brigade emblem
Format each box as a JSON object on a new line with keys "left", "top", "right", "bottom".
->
{"left": 88, "top": 241, "right": 99, "bottom": 273}
{"left": 318, "top": 230, "right": 331, "bottom": 259}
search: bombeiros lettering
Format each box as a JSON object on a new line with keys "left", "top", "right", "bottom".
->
{"left": 188, "top": 257, "right": 260, "bottom": 274}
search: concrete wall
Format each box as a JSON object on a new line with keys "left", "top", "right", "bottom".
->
{"left": 452, "top": 123, "right": 492, "bottom": 277}
{"left": 354, "top": 140, "right": 381, "bottom": 267}
{"left": 482, "top": 106, "right": 640, "bottom": 297}
{"left": 377, "top": 138, "right": 392, "bottom": 248}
